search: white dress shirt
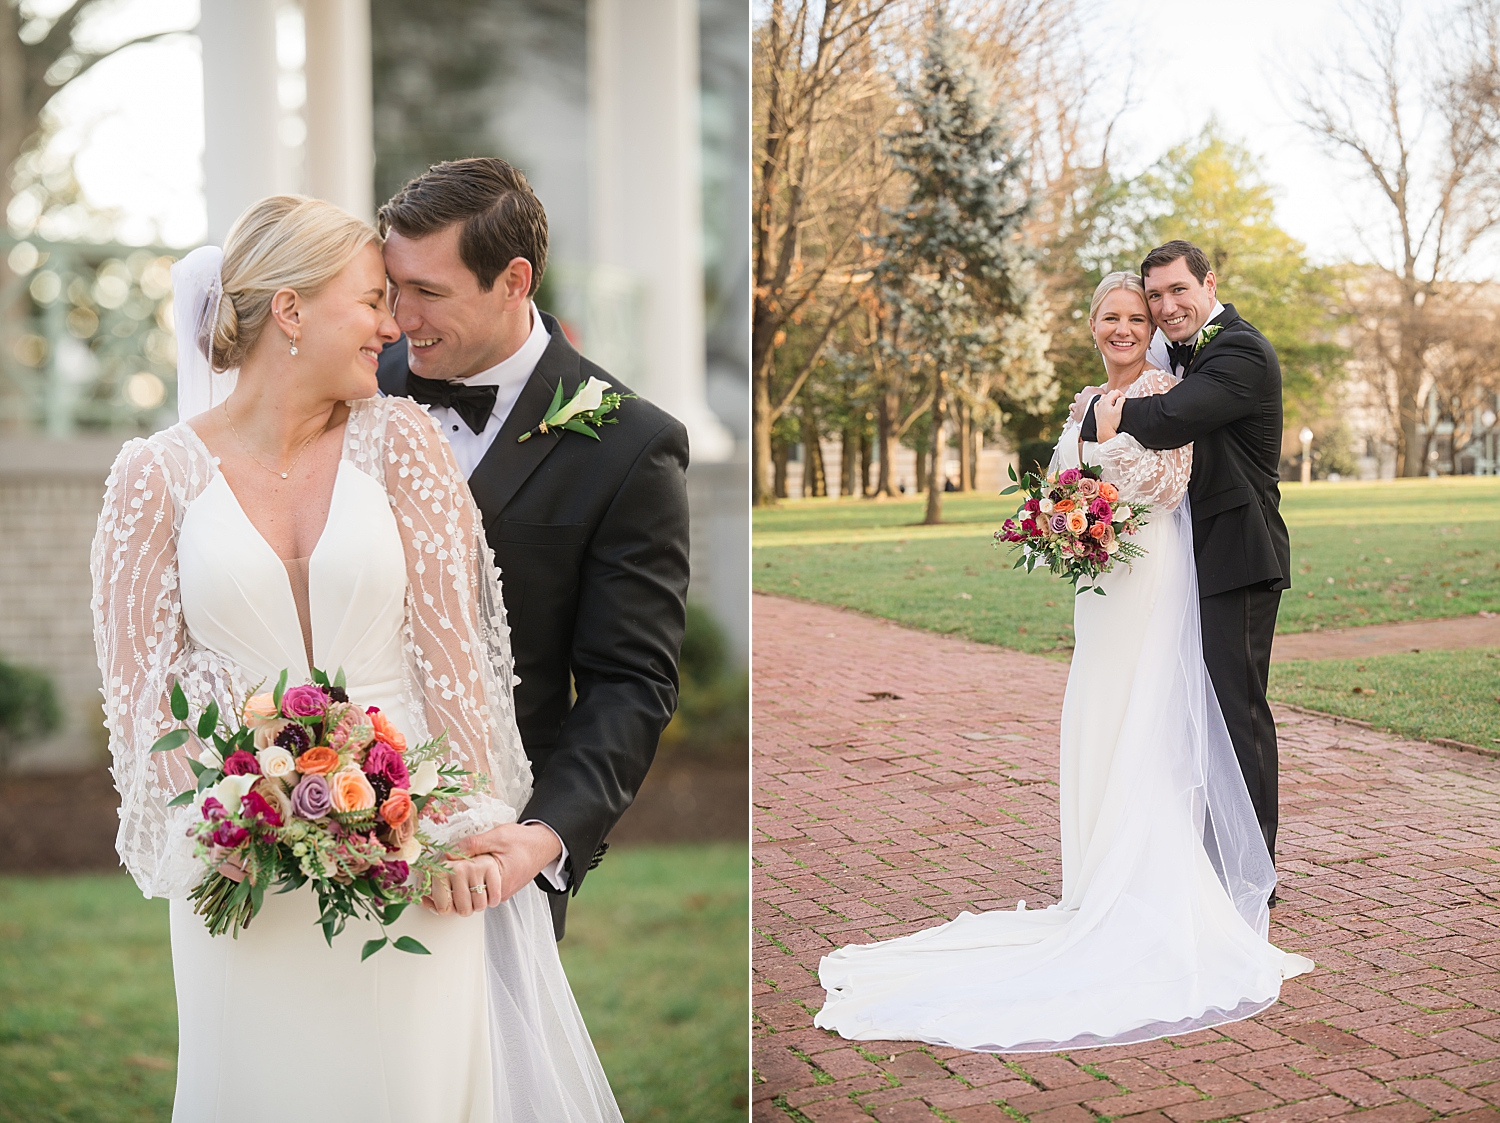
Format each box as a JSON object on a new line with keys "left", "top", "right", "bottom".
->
{"left": 1146, "top": 300, "right": 1225, "bottom": 376}
{"left": 421, "top": 304, "right": 570, "bottom": 891}
{"left": 426, "top": 304, "right": 552, "bottom": 478}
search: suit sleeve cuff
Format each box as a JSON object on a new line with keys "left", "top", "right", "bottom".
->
{"left": 1079, "top": 398, "right": 1100, "bottom": 443}
{"left": 522, "top": 820, "right": 570, "bottom": 892}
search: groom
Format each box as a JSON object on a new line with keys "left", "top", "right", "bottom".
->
{"left": 1078, "top": 239, "right": 1291, "bottom": 868}
{"left": 376, "top": 158, "right": 691, "bottom": 938}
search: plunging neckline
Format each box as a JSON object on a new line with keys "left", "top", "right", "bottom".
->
{"left": 182, "top": 409, "right": 355, "bottom": 564}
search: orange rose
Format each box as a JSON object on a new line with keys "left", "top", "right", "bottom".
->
{"left": 1088, "top": 522, "right": 1107, "bottom": 540}
{"left": 380, "top": 788, "right": 413, "bottom": 828}
{"left": 1098, "top": 482, "right": 1119, "bottom": 502}
{"left": 368, "top": 708, "right": 407, "bottom": 753}
{"left": 1065, "top": 510, "right": 1088, "bottom": 534}
{"left": 242, "top": 692, "right": 280, "bottom": 729}
{"left": 330, "top": 768, "right": 376, "bottom": 813}
{"left": 295, "top": 745, "right": 340, "bottom": 776}
{"left": 1053, "top": 499, "right": 1075, "bottom": 513}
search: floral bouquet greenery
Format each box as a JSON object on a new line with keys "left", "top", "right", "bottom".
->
{"left": 995, "top": 463, "right": 1151, "bottom": 595}
{"left": 154, "top": 667, "right": 476, "bottom": 958}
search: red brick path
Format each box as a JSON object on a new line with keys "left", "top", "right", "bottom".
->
{"left": 752, "top": 594, "right": 1500, "bottom": 1123}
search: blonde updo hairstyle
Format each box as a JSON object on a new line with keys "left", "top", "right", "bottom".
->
{"left": 1089, "top": 270, "right": 1147, "bottom": 320}
{"left": 209, "top": 195, "right": 380, "bottom": 372}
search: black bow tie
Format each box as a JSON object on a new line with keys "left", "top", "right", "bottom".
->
{"left": 1167, "top": 339, "right": 1196, "bottom": 373}
{"left": 407, "top": 373, "right": 498, "bottom": 435}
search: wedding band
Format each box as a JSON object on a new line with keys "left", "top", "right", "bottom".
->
{"left": 469, "top": 885, "right": 486, "bottom": 894}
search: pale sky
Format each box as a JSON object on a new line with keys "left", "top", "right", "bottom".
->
{"left": 14, "top": 0, "right": 1496, "bottom": 279}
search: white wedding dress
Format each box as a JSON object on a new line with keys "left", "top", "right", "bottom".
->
{"left": 92, "top": 394, "right": 623, "bottom": 1121}
{"left": 815, "top": 369, "right": 1312, "bottom": 1052}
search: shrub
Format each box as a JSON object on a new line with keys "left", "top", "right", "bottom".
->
{"left": 0, "top": 659, "right": 61, "bottom": 772}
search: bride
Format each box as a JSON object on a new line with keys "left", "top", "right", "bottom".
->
{"left": 91, "top": 195, "right": 622, "bottom": 1121}
{"left": 814, "top": 272, "right": 1313, "bottom": 1053}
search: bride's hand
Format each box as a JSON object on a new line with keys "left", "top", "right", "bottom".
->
{"left": 1070, "top": 386, "right": 1103, "bottom": 423}
{"left": 1095, "top": 390, "right": 1126, "bottom": 442}
{"left": 216, "top": 857, "right": 247, "bottom": 883}
{"left": 423, "top": 854, "right": 502, "bottom": 917}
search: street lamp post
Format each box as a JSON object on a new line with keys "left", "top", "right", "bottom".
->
{"left": 1299, "top": 427, "right": 1314, "bottom": 486}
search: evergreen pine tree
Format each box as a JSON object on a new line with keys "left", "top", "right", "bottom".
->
{"left": 876, "top": 9, "right": 1049, "bottom": 523}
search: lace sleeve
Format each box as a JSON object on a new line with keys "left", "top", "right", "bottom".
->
{"left": 1048, "top": 419, "right": 1084, "bottom": 475}
{"left": 379, "top": 398, "right": 534, "bottom": 845}
{"left": 91, "top": 438, "right": 242, "bottom": 898}
{"left": 1097, "top": 370, "right": 1193, "bottom": 509}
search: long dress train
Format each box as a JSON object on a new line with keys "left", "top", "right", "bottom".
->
{"left": 814, "top": 369, "right": 1312, "bottom": 1053}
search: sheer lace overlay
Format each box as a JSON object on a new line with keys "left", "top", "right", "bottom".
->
{"left": 92, "top": 396, "right": 533, "bottom": 898}
{"left": 1053, "top": 369, "right": 1192, "bottom": 510}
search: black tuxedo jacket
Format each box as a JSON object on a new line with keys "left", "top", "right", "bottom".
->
{"left": 1082, "top": 303, "right": 1291, "bottom": 598}
{"left": 378, "top": 313, "right": 690, "bottom": 899}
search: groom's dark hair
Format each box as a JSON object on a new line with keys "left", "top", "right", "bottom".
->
{"left": 378, "top": 158, "right": 548, "bottom": 297}
{"left": 1141, "top": 240, "right": 1212, "bottom": 285}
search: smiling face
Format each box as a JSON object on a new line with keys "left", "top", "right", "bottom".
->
{"left": 274, "top": 242, "right": 400, "bottom": 400}
{"left": 1089, "top": 286, "right": 1152, "bottom": 370}
{"left": 382, "top": 225, "right": 531, "bottom": 380}
{"left": 1143, "top": 257, "right": 1217, "bottom": 342}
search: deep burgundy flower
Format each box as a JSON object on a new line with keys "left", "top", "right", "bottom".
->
{"left": 273, "top": 722, "right": 311, "bottom": 755}
{"left": 222, "top": 750, "right": 261, "bottom": 776}
{"left": 240, "top": 789, "right": 283, "bottom": 828}
{"left": 211, "top": 821, "right": 248, "bottom": 849}
{"left": 1021, "top": 519, "right": 1037, "bottom": 534}
{"left": 200, "top": 796, "right": 227, "bottom": 822}
{"left": 327, "top": 686, "right": 349, "bottom": 703}
{"left": 363, "top": 741, "right": 410, "bottom": 790}
{"left": 375, "top": 860, "right": 410, "bottom": 890}
{"left": 1024, "top": 498, "right": 1040, "bottom": 513}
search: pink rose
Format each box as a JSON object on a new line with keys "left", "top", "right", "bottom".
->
{"left": 363, "top": 741, "right": 410, "bottom": 790}
{"left": 1088, "top": 497, "right": 1113, "bottom": 521}
{"left": 280, "top": 685, "right": 327, "bottom": 719}
{"left": 1075, "top": 477, "right": 1099, "bottom": 500}
{"left": 1058, "top": 468, "right": 1081, "bottom": 486}
{"left": 326, "top": 705, "right": 374, "bottom": 754}
{"left": 222, "top": 750, "right": 260, "bottom": 776}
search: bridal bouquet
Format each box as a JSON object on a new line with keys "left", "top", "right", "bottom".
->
{"left": 153, "top": 668, "right": 475, "bottom": 959}
{"left": 994, "top": 464, "right": 1150, "bottom": 595}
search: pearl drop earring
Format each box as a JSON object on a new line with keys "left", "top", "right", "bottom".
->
{"left": 289, "top": 334, "right": 299, "bottom": 357}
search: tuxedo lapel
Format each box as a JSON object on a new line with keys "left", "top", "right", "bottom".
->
{"left": 465, "top": 313, "right": 585, "bottom": 518}
{"left": 1184, "top": 303, "right": 1239, "bottom": 376}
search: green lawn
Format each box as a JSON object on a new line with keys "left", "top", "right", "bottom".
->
{"left": 0, "top": 844, "right": 748, "bottom": 1123}
{"left": 1269, "top": 646, "right": 1500, "bottom": 753}
{"left": 753, "top": 478, "right": 1500, "bottom": 657}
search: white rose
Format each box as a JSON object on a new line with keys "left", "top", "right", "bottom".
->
{"left": 1105, "top": 539, "right": 1119, "bottom": 555}
{"left": 1115, "top": 505, "right": 1132, "bottom": 522}
{"left": 550, "top": 376, "right": 613, "bottom": 427}
{"left": 199, "top": 772, "right": 256, "bottom": 813}
{"left": 253, "top": 717, "right": 292, "bottom": 750}
{"left": 257, "top": 745, "right": 297, "bottom": 780}
{"left": 1039, "top": 498, "right": 1054, "bottom": 514}
{"left": 397, "top": 835, "right": 422, "bottom": 863}
{"left": 410, "top": 759, "right": 441, "bottom": 797}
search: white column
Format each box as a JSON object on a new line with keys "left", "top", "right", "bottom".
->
{"left": 588, "top": 0, "right": 734, "bottom": 463}
{"left": 199, "top": 0, "right": 281, "bottom": 243}
{"left": 302, "top": 0, "right": 374, "bottom": 221}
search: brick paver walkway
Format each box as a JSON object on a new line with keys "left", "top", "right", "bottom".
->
{"left": 753, "top": 594, "right": 1500, "bottom": 1123}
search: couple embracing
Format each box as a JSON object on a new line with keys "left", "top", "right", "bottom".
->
{"left": 815, "top": 240, "right": 1315, "bottom": 1053}
{"left": 91, "top": 159, "right": 688, "bottom": 1120}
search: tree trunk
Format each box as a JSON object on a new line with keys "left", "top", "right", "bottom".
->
{"left": 956, "top": 400, "right": 971, "bottom": 492}
{"left": 772, "top": 438, "right": 790, "bottom": 499}
{"left": 753, "top": 361, "right": 777, "bottom": 504}
{"left": 875, "top": 391, "right": 895, "bottom": 497}
{"left": 860, "top": 425, "right": 873, "bottom": 497}
{"left": 914, "top": 446, "right": 926, "bottom": 493}
{"left": 840, "top": 422, "right": 858, "bottom": 498}
{"left": 801, "top": 402, "right": 827, "bottom": 498}
{"left": 924, "top": 381, "right": 945, "bottom": 524}
{"left": 969, "top": 425, "right": 980, "bottom": 490}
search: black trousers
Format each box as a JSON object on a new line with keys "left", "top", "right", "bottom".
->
{"left": 1199, "top": 583, "right": 1281, "bottom": 861}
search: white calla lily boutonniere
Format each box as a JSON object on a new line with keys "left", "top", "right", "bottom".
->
{"left": 1193, "top": 323, "right": 1223, "bottom": 356}
{"left": 517, "top": 375, "right": 636, "bottom": 443}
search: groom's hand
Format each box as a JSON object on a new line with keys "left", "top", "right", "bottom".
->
{"left": 1070, "top": 386, "right": 1103, "bottom": 423}
{"left": 456, "top": 822, "right": 564, "bottom": 904}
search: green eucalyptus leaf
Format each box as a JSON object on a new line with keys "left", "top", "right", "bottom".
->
{"left": 562, "top": 419, "right": 600, "bottom": 438}
{"left": 361, "top": 937, "right": 388, "bottom": 961}
{"left": 393, "top": 936, "right": 430, "bottom": 955}
{"left": 197, "top": 700, "right": 219, "bottom": 739}
{"left": 273, "top": 669, "right": 288, "bottom": 711}
{"left": 150, "top": 729, "right": 190, "bottom": 754}
{"left": 166, "top": 789, "right": 195, "bottom": 808}
{"left": 333, "top": 666, "right": 346, "bottom": 690}
{"left": 170, "top": 683, "right": 189, "bottom": 721}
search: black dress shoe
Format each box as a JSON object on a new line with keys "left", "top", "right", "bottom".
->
{"left": 1267, "top": 891, "right": 1278, "bottom": 908}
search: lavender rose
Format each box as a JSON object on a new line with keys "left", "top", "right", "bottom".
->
{"left": 290, "top": 773, "right": 333, "bottom": 820}
{"left": 280, "top": 684, "right": 327, "bottom": 719}
{"left": 1049, "top": 512, "right": 1068, "bottom": 534}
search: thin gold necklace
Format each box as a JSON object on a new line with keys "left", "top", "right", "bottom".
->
{"left": 222, "top": 401, "right": 322, "bottom": 480}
